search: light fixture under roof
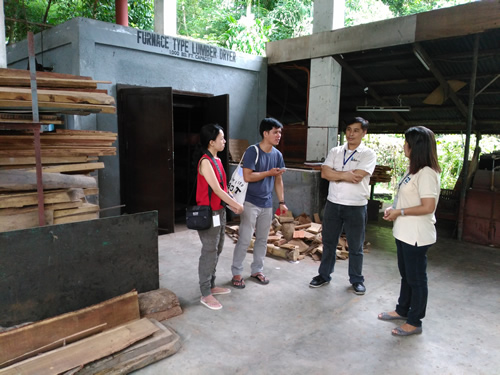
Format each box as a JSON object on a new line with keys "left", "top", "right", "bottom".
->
{"left": 356, "top": 105, "right": 411, "bottom": 112}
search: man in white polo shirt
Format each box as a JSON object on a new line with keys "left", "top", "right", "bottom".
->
{"left": 309, "top": 117, "right": 376, "bottom": 295}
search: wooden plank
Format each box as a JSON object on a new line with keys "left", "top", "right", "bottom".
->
{"left": 0, "top": 135, "right": 116, "bottom": 145}
{"left": 0, "top": 87, "right": 115, "bottom": 105}
{"left": 55, "top": 129, "right": 117, "bottom": 136}
{"left": 53, "top": 203, "right": 99, "bottom": 219}
{"left": 0, "top": 170, "right": 97, "bottom": 192}
{"left": 0, "top": 113, "right": 63, "bottom": 125}
{"left": 0, "top": 318, "right": 158, "bottom": 375}
{"left": 0, "top": 188, "right": 85, "bottom": 208}
{"left": 0, "top": 156, "right": 90, "bottom": 166}
{"left": 0, "top": 209, "right": 54, "bottom": 231}
{"left": 38, "top": 162, "right": 104, "bottom": 174}
{"left": 0, "top": 68, "right": 93, "bottom": 81}
{"left": 1, "top": 324, "right": 107, "bottom": 368}
{"left": 0, "top": 200, "right": 82, "bottom": 216}
{"left": 0, "top": 99, "right": 116, "bottom": 114}
{"left": 0, "top": 291, "right": 140, "bottom": 367}
{"left": 228, "top": 139, "right": 249, "bottom": 162}
{"left": 53, "top": 212, "right": 99, "bottom": 225}
{"left": 83, "top": 187, "right": 99, "bottom": 196}
{"left": 77, "top": 320, "right": 181, "bottom": 375}
{"left": 0, "top": 147, "right": 116, "bottom": 157}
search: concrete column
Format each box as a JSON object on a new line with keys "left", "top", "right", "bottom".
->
{"left": 307, "top": 0, "right": 344, "bottom": 161}
{"left": 307, "top": 57, "right": 342, "bottom": 161}
{"left": 0, "top": 1, "right": 6, "bottom": 67}
{"left": 155, "top": 0, "right": 177, "bottom": 36}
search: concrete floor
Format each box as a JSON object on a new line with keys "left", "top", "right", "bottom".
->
{"left": 133, "top": 218, "right": 500, "bottom": 375}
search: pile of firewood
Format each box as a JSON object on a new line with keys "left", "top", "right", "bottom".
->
{"left": 226, "top": 212, "right": 368, "bottom": 262}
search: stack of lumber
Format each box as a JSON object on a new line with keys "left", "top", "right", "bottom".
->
{"left": 370, "top": 165, "right": 392, "bottom": 184}
{"left": 0, "top": 290, "right": 181, "bottom": 374}
{"left": 0, "top": 68, "right": 115, "bottom": 117}
{"left": 226, "top": 212, "right": 369, "bottom": 262}
{"left": 0, "top": 129, "right": 117, "bottom": 231}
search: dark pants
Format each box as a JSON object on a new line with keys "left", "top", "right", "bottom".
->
{"left": 395, "top": 238, "right": 430, "bottom": 328}
{"left": 318, "top": 200, "right": 367, "bottom": 284}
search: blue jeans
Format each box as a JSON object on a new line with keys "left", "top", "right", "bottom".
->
{"left": 395, "top": 239, "right": 430, "bottom": 328}
{"left": 318, "top": 200, "right": 366, "bottom": 284}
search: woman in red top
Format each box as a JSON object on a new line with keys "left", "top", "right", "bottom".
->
{"left": 197, "top": 124, "right": 243, "bottom": 310}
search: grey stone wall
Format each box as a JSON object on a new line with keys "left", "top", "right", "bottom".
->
{"left": 7, "top": 18, "right": 267, "bottom": 213}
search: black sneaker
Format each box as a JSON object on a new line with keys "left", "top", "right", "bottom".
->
{"left": 352, "top": 282, "right": 366, "bottom": 295}
{"left": 309, "top": 275, "right": 330, "bottom": 288}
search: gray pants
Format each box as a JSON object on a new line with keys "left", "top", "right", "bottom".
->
{"left": 231, "top": 202, "right": 273, "bottom": 276}
{"left": 197, "top": 208, "right": 226, "bottom": 297}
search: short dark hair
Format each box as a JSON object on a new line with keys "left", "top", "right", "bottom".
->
{"left": 200, "top": 123, "right": 223, "bottom": 149}
{"left": 259, "top": 117, "right": 283, "bottom": 138}
{"left": 405, "top": 126, "right": 441, "bottom": 174}
{"left": 347, "top": 117, "right": 369, "bottom": 131}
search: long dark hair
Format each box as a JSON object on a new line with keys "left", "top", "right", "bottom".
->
{"left": 200, "top": 123, "right": 223, "bottom": 149}
{"left": 405, "top": 126, "right": 441, "bottom": 174}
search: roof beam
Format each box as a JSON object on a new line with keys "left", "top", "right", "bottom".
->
{"left": 413, "top": 43, "right": 475, "bottom": 123}
{"left": 267, "top": 1, "right": 500, "bottom": 64}
{"left": 333, "top": 55, "right": 408, "bottom": 127}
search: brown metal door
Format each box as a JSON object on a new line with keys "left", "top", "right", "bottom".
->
{"left": 117, "top": 87, "right": 175, "bottom": 234}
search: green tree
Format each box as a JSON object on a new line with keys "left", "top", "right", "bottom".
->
{"left": 4, "top": 0, "right": 154, "bottom": 44}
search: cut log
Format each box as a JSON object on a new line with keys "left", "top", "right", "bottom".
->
{"left": 294, "top": 223, "right": 311, "bottom": 230}
{"left": 0, "top": 170, "right": 97, "bottom": 191}
{"left": 287, "top": 239, "right": 309, "bottom": 253}
{"left": 306, "top": 222, "right": 322, "bottom": 234}
{"left": 138, "top": 289, "right": 183, "bottom": 322}
{"left": 314, "top": 213, "right": 322, "bottom": 223}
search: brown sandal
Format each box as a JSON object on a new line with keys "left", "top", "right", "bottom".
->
{"left": 231, "top": 277, "right": 245, "bottom": 289}
{"left": 251, "top": 272, "right": 270, "bottom": 285}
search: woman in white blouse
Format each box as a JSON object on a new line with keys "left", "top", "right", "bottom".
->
{"left": 379, "top": 126, "right": 441, "bottom": 336}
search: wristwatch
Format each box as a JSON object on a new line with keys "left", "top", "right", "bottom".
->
{"left": 279, "top": 201, "right": 285, "bottom": 205}
{"left": 401, "top": 209, "right": 405, "bottom": 216}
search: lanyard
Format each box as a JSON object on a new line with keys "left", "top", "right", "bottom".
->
{"left": 342, "top": 149, "right": 357, "bottom": 170}
{"left": 392, "top": 172, "right": 411, "bottom": 209}
{"left": 398, "top": 172, "right": 411, "bottom": 189}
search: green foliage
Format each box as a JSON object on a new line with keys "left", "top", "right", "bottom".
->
{"left": 364, "top": 134, "right": 500, "bottom": 196}
{"left": 4, "top": 0, "right": 154, "bottom": 44}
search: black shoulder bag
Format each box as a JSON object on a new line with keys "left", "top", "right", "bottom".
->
{"left": 186, "top": 152, "right": 224, "bottom": 230}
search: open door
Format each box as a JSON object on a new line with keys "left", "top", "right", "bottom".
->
{"left": 117, "top": 87, "right": 175, "bottom": 234}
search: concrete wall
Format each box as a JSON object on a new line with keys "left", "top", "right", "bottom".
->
{"left": 7, "top": 18, "right": 267, "bottom": 213}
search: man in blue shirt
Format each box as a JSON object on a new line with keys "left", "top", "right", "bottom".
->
{"left": 231, "top": 118, "right": 287, "bottom": 288}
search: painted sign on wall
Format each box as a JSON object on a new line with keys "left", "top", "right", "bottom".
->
{"left": 137, "top": 30, "right": 236, "bottom": 63}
